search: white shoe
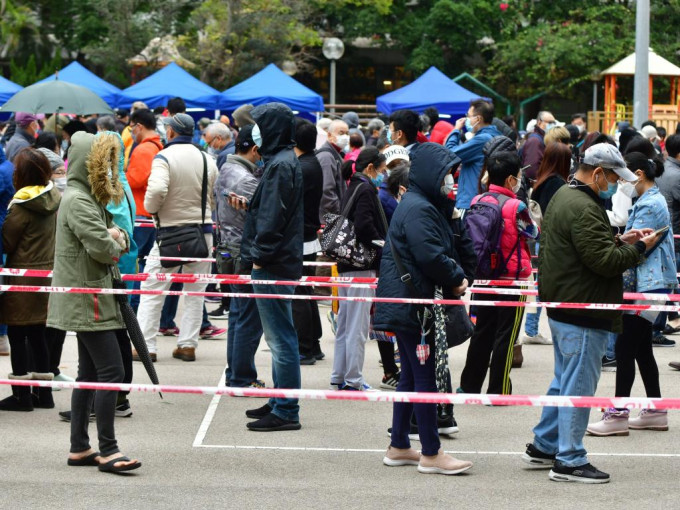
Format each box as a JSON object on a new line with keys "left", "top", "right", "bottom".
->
{"left": 0, "top": 334, "right": 9, "bottom": 356}
{"left": 521, "top": 333, "right": 552, "bottom": 345}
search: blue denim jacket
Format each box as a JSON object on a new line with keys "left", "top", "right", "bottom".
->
{"left": 625, "top": 186, "right": 677, "bottom": 292}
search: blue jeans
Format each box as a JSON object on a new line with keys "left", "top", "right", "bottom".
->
{"left": 131, "top": 222, "right": 156, "bottom": 312}
{"left": 226, "top": 284, "right": 264, "bottom": 387}
{"left": 251, "top": 267, "right": 300, "bottom": 422}
{"left": 605, "top": 332, "right": 617, "bottom": 359}
{"left": 654, "top": 251, "right": 680, "bottom": 331}
{"left": 532, "top": 318, "right": 608, "bottom": 467}
{"left": 524, "top": 243, "right": 541, "bottom": 337}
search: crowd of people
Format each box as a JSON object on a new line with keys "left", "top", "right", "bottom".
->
{"left": 0, "top": 96, "right": 678, "bottom": 481}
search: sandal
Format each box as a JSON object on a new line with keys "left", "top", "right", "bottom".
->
{"left": 67, "top": 451, "right": 100, "bottom": 467}
{"left": 98, "top": 456, "right": 141, "bottom": 474}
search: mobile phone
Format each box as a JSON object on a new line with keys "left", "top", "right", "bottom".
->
{"left": 653, "top": 225, "right": 670, "bottom": 237}
{"left": 371, "top": 239, "right": 385, "bottom": 248}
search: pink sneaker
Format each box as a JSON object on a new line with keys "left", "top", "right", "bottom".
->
{"left": 159, "top": 327, "right": 179, "bottom": 336}
{"left": 200, "top": 325, "right": 227, "bottom": 339}
{"left": 417, "top": 448, "right": 472, "bottom": 475}
{"left": 383, "top": 445, "right": 420, "bottom": 467}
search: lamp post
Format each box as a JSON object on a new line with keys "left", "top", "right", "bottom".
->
{"left": 322, "top": 37, "right": 344, "bottom": 113}
{"left": 590, "top": 70, "right": 601, "bottom": 113}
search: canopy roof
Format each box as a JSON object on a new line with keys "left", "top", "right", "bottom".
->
{"left": 0, "top": 76, "right": 23, "bottom": 105}
{"left": 221, "top": 64, "right": 324, "bottom": 113}
{"left": 602, "top": 49, "right": 680, "bottom": 77}
{"left": 117, "top": 62, "right": 222, "bottom": 109}
{"left": 36, "top": 61, "right": 122, "bottom": 106}
{"left": 377, "top": 67, "right": 485, "bottom": 117}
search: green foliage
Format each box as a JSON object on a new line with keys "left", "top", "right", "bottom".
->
{"left": 9, "top": 53, "right": 62, "bottom": 86}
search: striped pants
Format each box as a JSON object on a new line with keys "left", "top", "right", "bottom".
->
{"left": 459, "top": 291, "right": 527, "bottom": 395}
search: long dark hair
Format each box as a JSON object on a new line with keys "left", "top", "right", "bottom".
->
{"left": 534, "top": 142, "right": 572, "bottom": 190}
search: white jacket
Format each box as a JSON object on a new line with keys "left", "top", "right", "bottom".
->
{"left": 145, "top": 141, "right": 218, "bottom": 227}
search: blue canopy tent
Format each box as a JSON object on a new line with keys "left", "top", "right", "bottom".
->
{"left": 221, "top": 64, "right": 324, "bottom": 113}
{"left": 0, "top": 76, "right": 23, "bottom": 105}
{"left": 117, "top": 62, "right": 223, "bottom": 110}
{"left": 377, "top": 67, "right": 486, "bottom": 118}
{"left": 36, "top": 61, "right": 122, "bottom": 107}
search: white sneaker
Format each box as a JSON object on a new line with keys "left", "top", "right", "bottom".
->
{"left": 521, "top": 333, "right": 552, "bottom": 345}
{"left": 0, "top": 334, "right": 9, "bottom": 356}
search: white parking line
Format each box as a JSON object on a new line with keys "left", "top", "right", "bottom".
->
{"left": 192, "top": 367, "right": 226, "bottom": 447}
{"left": 195, "top": 444, "right": 680, "bottom": 457}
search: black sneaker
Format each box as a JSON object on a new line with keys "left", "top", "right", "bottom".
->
{"left": 387, "top": 423, "right": 420, "bottom": 441}
{"left": 521, "top": 443, "right": 556, "bottom": 469}
{"left": 601, "top": 356, "right": 617, "bottom": 372}
{"left": 437, "top": 409, "right": 459, "bottom": 436}
{"left": 207, "top": 306, "right": 229, "bottom": 320}
{"left": 663, "top": 324, "right": 680, "bottom": 335}
{"left": 245, "top": 403, "right": 272, "bottom": 419}
{"left": 549, "top": 461, "right": 610, "bottom": 483}
{"left": 115, "top": 400, "right": 133, "bottom": 418}
{"left": 653, "top": 335, "right": 676, "bottom": 347}
{"left": 246, "top": 413, "right": 301, "bottom": 431}
{"left": 59, "top": 410, "right": 95, "bottom": 423}
{"left": 299, "top": 354, "right": 317, "bottom": 365}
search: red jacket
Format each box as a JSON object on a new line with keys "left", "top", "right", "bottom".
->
{"left": 126, "top": 134, "right": 163, "bottom": 218}
{"left": 429, "top": 121, "right": 455, "bottom": 145}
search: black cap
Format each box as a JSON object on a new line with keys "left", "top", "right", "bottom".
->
{"left": 236, "top": 124, "right": 256, "bottom": 152}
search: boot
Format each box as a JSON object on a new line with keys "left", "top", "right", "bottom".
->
{"left": 30, "top": 372, "right": 55, "bottom": 409}
{"left": 586, "top": 408, "right": 629, "bottom": 436}
{"left": 512, "top": 344, "right": 524, "bottom": 368}
{"left": 0, "top": 374, "right": 34, "bottom": 412}
{"left": 629, "top": 409, "right": 668, "bottom": 431}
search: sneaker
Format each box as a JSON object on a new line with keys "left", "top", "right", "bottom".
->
{"left": 132, "top": 350, "right": 157, "bottom": 363}
{"left": 601, "top": 356, "right": 617, "bottom": 372}
{"left": 245, "top": 403, "right": 272, "bottom": 419}
{"left": 520, "top": 333, "right": 552, "bottom": 345}
{"left": 628, "top": 409, "right": 668, "bottom": 431}
{"left": 437, "top": 410, "right": 459, "bottom": 436}
{"left": 54, "top": 373, "right": 75, "bottom": 382}
{"left": 249, "top": 379, "right": 266, "bottom": 389}
{"left": 159, "top": 327, "right": 179, "bottom": 336}
{"left": 115, "top": 400, "right": 133, "bottom": 418}
{"left": 172, "top": 346, "right": 196, "bottom": 362}
{"left": 418, "top": 448, "right": 473, "bottom": 475}
{"left": 586, "top": 408, "right": 629, "bottom": 436}
{"left": 204, "top": 295, "right": 222, "bottom": 303}
{"left": 670, "top": 361, "right": 680, "bottom": 371}
{"left": 0, "top": 334, "right": 9, "bottom": 356}
{"left": 327, "top": 310, "right": 337, "bottom": 335}
{"left": 200, "top": 325, "right": 227, "bottom": 339}
{"left": 549, "top": 461, "right": 610, "bottom": 484}
{"left": 383, "top": 445, "right": 420, "bottom": 467}
{"left": 394, "top": 349, "right": 401, "bottom": 367}
{"left": 380, "top": 372, "right": 400, "bottom": 390}
{"left": 387, "top": 423, "right": 420, "bottom": 442}
{"left": 341, "top": 383, "right": 379, "bottom": 392}
{"left": 311, "top": 346, "right": 325, "bottom": 360}
{"left": 59, "top": 410, "right": 95, "bottom": 423}
{"left": 246, "top": 413, "right": 301, "bottom": 432}
{"left": 207, "top": 306, "right": 229, "bottom": 319}
{"left": 652, "top": 334, "right": 676, "bottom": 347}
{"left": 329, "top": 382, "right": 343, "bottom": 391}
{"left": 299, "top": 354, "right": 317, "bottom": 365}
{"left": 521, "top": 443, "right": 555, "bottom": 469}
{"left": 663, "top": 324, "right": 680, "bottom": 335}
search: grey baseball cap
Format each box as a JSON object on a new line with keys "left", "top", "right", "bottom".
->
{"left": 582, "top": 143, "right": 636, "bottom": 181}
{"left": 162, "top": 113, "right": 195, "bottom": 136}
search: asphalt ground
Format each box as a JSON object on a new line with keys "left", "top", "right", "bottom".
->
{"left": 1, "top": 300, "right": 679, "bottom": 510}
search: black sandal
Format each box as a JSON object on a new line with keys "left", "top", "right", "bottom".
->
{"left": 67, "top": 451, "right": 100, "bottom": 467}
{"left": 98, "top": 456, "right": 141, "bottom": 474}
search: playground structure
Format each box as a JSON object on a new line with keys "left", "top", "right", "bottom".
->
{"left": 589, "top": 48, "right": 680, "bottom": 135}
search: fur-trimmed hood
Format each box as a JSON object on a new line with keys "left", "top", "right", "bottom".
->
{"left": 66, "top": 131, "right": 124, "bottom": 205}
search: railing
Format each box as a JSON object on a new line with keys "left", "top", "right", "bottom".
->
{"left": 588, "top": 106, "right": 680, "bottom": 135}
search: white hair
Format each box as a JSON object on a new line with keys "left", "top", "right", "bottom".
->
{"left": 205, "top": 122, "right": 232, "bottom": 140}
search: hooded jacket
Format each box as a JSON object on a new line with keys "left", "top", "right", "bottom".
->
{"left": 0, "top": 182, "right": 60, "bottom": 324}
{"left": 240, "top": 103, "right": 304, "bottom": 279}
{"left": 374, "top": 143, "right": 471, "bottom": 332}
{"left": 47, "top": 131, "right": 129, "bottom": 332}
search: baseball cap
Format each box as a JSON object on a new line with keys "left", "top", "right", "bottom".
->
{"left": 382, "top": 145, "right": 410, "bottom": 166}
{"left": 640, "top": 125, "right": 659, "bottom": 142}
{"left": 15, "top": 112, "right": 44, "bottom": 127}
{"left": 236, "top": 124, "right": 256, "bottom": 151}
{"left": 582, "top": 143, "right": 636, "bottom": 181}
{"left": 162, "top": 113, "right": 195, "bottom": 136}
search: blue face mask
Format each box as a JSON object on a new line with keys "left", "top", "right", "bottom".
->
{"left": 465, "top": 116, "right": 478, "bottom": 132}
{"left": 371, "top": 173, "right": 384, "bottom": 187}
{"left": 597, "top": 173, "right": 618, "bottom": 199}
{"left": 256, "top": 158, "right": 264, "bottom": 168}
{"left": 252, "top": 124, "right": 263, "bottom": 148}
{"left": 386, "top": 130, "right": 393, "bottom": 144}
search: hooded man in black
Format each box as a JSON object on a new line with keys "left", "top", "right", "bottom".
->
{"left": 238, "top": 102, "right": 304, "bottom": 431}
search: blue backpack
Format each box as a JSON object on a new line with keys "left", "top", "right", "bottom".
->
{"left": 464, "top": 192, "right": 518, "bottom": 279}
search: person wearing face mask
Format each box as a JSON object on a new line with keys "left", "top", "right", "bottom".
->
{"left": 522, "top": 143, "right": 661, "bottom": 484}
{"left": 444, "top": 100, "right": 502, "bottom": 210}
{"left": 316, "top": 119, "right": 349, "bottom": 222}
{"left": 36, "top": 147, "right": 67, "bottom": 193}
{"left": 5, "top": 113, "right": 44, "bottom": 163}
{"left": 520, "top": 110, "right": 556, "bottom": 182}
{"left": 203, "top": 122, "right": 234, "bottom": 169}
{"left": 459, "top": 151, "right": 539, "bottom": 397}
{"left": 587, "top": 152, "right": 675, "bottom": 437}
{"left": 330, "top": 147, "right": 388, "bottom": 392}
{"left": 570, "top": 113, "right": 588, "bottom": 150}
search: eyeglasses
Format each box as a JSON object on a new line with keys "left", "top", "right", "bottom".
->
{"left": 129, "top": 123, "right": 138, "bottom": 130}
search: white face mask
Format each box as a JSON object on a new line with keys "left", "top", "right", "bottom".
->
{"left": 54, "top": 177, "right": 67, "bottom": 192}
{"left": 511, "top": 175, "right": 521, "bottom": 194}
{"left": 335, "top": 134, "right": 349, "bottom": 150}
{"left": 440, "top": 174, "right": 455, "bottom": 197}
{"left": 619, "top": 180, "right": 639, "bottom": 199}
{"left": 576, "top": 124, "right": 585, "bottom": 134}
{"left": 252, "top": 124, "right": 263, "bottom": 148}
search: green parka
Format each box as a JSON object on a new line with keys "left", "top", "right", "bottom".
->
{"left": 538, "top": 182, "right": 643, "bottom": 333}
{"left": 47, "top": 131, "right": 129, "bottom": 332}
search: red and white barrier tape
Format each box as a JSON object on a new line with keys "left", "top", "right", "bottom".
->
{"left": 2, "top": 283, "right": 680, "bottom": 311}
{"left": 144, "top": 256, "right": 337, "bottom": 267}
{"left": 1, "top": 379, "right": 678, "bottom": 409}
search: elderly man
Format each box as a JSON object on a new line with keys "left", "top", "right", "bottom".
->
{"left": 203, "top": 122, "right": 235, "bottom": 169}
{"left": 316, "top": 119, "right": 349, "bottom": 221}
{"left": 521, "top": 111, "right": 556, "bottom": 181}
{"left": 522, "top": 143, "right": 660, "bottom": 484}
{"left": 5, "top": 113, "right": 42, "bottom": 162}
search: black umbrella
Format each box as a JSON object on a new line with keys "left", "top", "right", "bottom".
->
{"left": 112, "top": 276, "right": 162, "bottom": 398}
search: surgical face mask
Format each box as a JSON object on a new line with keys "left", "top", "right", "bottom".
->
{"left": 544, "top": 122, "right": 556, "bottom": 132}
{"left": 576, "top": 124, "right": 585, "bottom": 134}
{"left": 619, "top": 180, "right": 639, "bottom": 199}
{"left": 386, "top": 130, "right": 393, "bottom": 144}
{"left": 371, "top": 173, "right": 384, "bottom": 187}
{"left": 440, "top": 174, "right": 455, "bottom": 198}
{"left": 511, "top": 175, "right": 521, "bottom": 194}
{"left": 596, "top": 173, "right": 618, "bottom": 199}
{"left": 335, "top": 134, "right": 349, "bottom": 150}
{"left": 61, "top": 140, "right": 69, "bottom": 155}
{"left": 54, "top": 177, "right": 67, "bottom": 192}
{"left": 465, "top": 117, "right": 478, "bottom": 132}
{"left": 252, "top": 124, "right": 263, "bottom": 148}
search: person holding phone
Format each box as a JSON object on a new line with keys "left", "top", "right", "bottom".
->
{"left": 587, "top": 152, "right": 676, "bottom": 437}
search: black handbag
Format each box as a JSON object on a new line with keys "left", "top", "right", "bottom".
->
{"left": 155, "top": 150, "right": 209, "bottom": 268}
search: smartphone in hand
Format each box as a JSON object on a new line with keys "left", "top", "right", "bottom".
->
{"left": 653, "top": 225, "right": 670, "bottom": 237}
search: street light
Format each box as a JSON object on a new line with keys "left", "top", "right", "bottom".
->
{"left": 322, "top": 37, "right": 344, "bottom": 113}
{"left": 590, "top": 70, "right": 601, "bottom": 113}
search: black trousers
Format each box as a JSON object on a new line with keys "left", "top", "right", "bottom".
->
{"left": 293, "top": 254, "right": 323, "bottom": 356}
{"left": 459, "top": 292, "right": 526, "bottom": 395}
{"left": 8, "top": 324, "right": 49, "bottom": 376}
{"left": 615, "top": 314, "right": 661, "bottom": 398}
{"left": 46, "top": 327, "right": 67, "bottom": 376}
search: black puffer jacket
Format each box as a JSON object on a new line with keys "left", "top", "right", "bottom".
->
{"left": 240, "top": 103, "right": 304, "bottom": 279}
{"left": 374, "top": 143, "right": 473, "bottom": 333}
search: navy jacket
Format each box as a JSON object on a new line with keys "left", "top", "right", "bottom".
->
{"left": 240, "top": 103, "right": 304, "bottom": 280}
{"left": 374, "top": 143, "right": 474, "bottom": 333}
